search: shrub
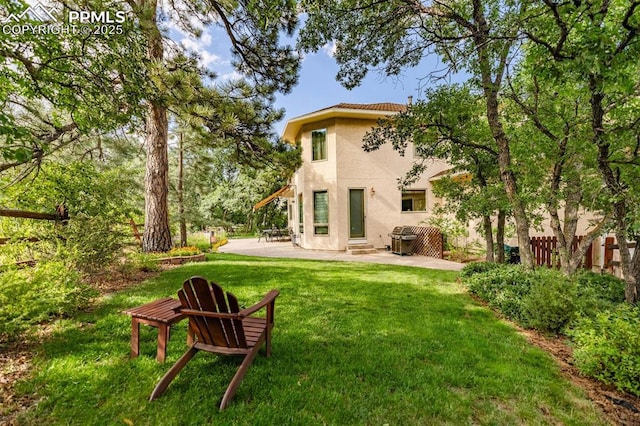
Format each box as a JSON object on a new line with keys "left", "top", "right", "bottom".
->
{"left": 0, "top": 162, "right": 142, "bottom": 274}
{"left": 465, "top": 265, "right": 579, "bottom": 333}
{"left": 521, "top": 270, "right": 576, "bottom": 333}
{"left": 0, "top": 261, "right": 97, "bottom": 341}
{"left": 127, "top": 253, "right": 161, "bottom": 273}
{"left": 574, "top": 271, "right": 626, "bottom": 317}
{"left": 459, "top": 261, "right": 504, "bottom": 278}
{"left": 187, "top": 232, "right": 216, "bottom": 253}
{"left": 575, "top": 271, "right": 626, "bottom": 303}
{"left": 465, "top": 264, "right": 533, "bottom": 321}
{"left": 569, "top": 305, "right": 640, "bottom": 396}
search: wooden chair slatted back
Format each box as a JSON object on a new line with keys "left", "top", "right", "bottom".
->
{"left": 178, "top": 277, "right": 247, "bottom": 348}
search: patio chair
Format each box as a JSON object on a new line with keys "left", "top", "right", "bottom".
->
{"left": 149, "top": 276, "right": 279, "bottom": 410}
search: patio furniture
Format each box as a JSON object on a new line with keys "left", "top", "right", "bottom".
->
{"left": 149, "top": 276, "right": 280, "bottom": 410}
{"left": 123, "top": 297, "right": 187, "bottom": 363}
{"left": 258, "top": 227, "right": 290, "bottom": 242}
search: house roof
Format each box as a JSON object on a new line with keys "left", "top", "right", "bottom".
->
{"left": 282, "top": 102, "right": 407, "bottom": 143}
{"left": 314, "top": 103, "right": 407, "bottom": 113}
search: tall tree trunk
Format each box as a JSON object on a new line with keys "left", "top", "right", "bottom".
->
{"left": 178, "top": 133, "right": 187, "bottom": 247}
{"left": 482, "top": 215, "right": 495, "bottom": 262}
{"left": 472, "top": 0, "right": 533, "bottom": 268}
{"left": 140, "top": 0, "right": 171, "bottom": 253}
{"left": 496, "top": 210, "right": 506, "bottom": 263}
{"left": 484, "top": 89, "right": 532, "bottom": 267}
{"left": 143, "top": 102, "right": 171, "bottom": 252}
{"left": 474, "top": 157, "right": 495, "bottom": 262}
{"left": 590, "top": 73, "right": 639, "bottom": 303}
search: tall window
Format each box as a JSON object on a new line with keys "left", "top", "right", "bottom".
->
{"left": 401, "top": 190, "right": 427, "bottom": 212}
{"left": 312, "top": 129, "right": 327, "bottom": 161}
{"left": 298, "top": 193, "right": 304, "bottom": 234}
{"left": 313, "top": 191, "right": 329, "bottom": 235}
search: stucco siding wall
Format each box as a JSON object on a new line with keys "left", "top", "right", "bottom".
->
{"left": 291, "top": 119, "right": 340, "bottom": 250}
{"left": 289, "top": 115, "right": 454, "bottom": 251}
{"left": 333, "top": 118, "right": 451, "bottom": 250}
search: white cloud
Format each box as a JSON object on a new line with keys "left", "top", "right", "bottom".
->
{"left": 220, "top": 70, "right": 243, "bottom": 82}
{"left": 199, "top": 50, "right": 221, "bottom": 68}
{"left": 200, "top": 32, "right": 212, "bottom": 46}
{"left": 322, "top": 41, "right": 337, "bottom": 57}
{"left": 180, "top": 35, "right": 221, "bottom": 68}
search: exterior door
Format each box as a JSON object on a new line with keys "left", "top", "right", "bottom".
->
{"left": 349, "top": 189, "right": 365, "bottom": 239}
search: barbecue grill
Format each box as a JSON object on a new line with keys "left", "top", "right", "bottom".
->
{"left": 388, "top": 226, "right": 417, "bottom": 255}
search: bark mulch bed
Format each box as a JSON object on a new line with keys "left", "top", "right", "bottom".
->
{"left": 2, "top": 269, "right": 639, "bottom": 425}
{"left": 519, "top": 328, "right": 640, "bottom": 425}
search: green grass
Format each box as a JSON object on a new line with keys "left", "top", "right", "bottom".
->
{"left": 15, "top": 254, "right": 605, "bottom": 425}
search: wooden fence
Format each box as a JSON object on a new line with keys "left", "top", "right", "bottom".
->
{"left": 0, "top": 207, "right": 68, "bottom": 268}
{"left": 530, "top": 235, "right": 593, "bottom": 269}
{"left": 0, "top": 207, "right": 67, "bottom": 222}
{"left": 1, "top": 208, "right": 143, "bottom": 268}
{"left": 0, "top": 207, "right": 68, "bottom": 247}
{"left": 603, "top": 236, "right": 637, "bottom": 271}
{"left": 408, "top": 226, "right": 443, "bottom": 258}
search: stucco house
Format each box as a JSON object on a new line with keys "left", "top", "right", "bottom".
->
{"left": 252, "top": 101, "right": 627, "bottom": 274}
{"left": 277, "top": 102, "right": 451, "bottom": 252}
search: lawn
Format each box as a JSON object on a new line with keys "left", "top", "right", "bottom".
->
{"left": 14, "top": 254, "right": 606, "bottom": 425}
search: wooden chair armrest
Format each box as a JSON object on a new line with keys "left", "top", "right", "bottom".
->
{"left": 239, "top": 290, "right": 280, "bottom": 317}
{"left": 179, "top": 309, "right": 241, "bottom": 319}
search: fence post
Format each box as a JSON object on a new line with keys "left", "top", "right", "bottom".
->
{"left": 604, "top": 236, "right": 615, "bottom": 271}
{"left": 56, "top": 204, "right": 69, "bottom": 225}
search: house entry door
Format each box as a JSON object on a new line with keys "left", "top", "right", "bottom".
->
{"left": 349, "top": 189, "right": 365, "bottom": 239}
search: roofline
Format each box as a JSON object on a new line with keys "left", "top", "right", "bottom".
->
{"left": 281, "top": 106, "right": 400, "bottom": 143}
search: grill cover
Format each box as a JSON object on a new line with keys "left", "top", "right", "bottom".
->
{"left": 388, "top": 226, "right": 417, "bottom": 255}
{"left": 389, "top": 226, "right": 417, "bottom": 239}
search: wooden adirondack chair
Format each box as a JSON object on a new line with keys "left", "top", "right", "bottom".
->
{"left": 149, "top": 276, "right": 279, "bottom": 410}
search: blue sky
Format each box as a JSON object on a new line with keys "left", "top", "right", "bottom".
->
{"left": 168, "top": 22, "right": 466, "bottom": 136}
{"left": 273, "top": 50, "right": 442, "bottom": 135}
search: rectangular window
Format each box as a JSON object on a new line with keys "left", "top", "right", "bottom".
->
{"left": 401, "top": 190, "right": 427, "bottom": 212}
{"left": 312, "top": 129, "right": 327, "bottom": 161}
{"left": 298, "top": 193, "right": 304, "bottom": 234}
{"left": 313, "top": 191, "right": 329, "bottom": 235}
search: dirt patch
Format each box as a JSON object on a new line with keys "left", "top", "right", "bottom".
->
{"left": 84, "top": 267, "right": 162, "bottom": 294}
{"left": 0, "top": 341, "right": 38, "bottom": 425}
{"left": 519, "top": 328, "right": 640, "bottom": 426}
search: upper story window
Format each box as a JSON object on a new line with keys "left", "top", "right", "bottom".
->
{"left": 311, "top": 129, "right": 327, "bottom": 161}
{"left": 402, "top": 189, "right": 427, "bottom": 212}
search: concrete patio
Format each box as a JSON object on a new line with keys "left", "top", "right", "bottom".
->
{"left": 218, "top": 238, "right": 464, "bottom": 271}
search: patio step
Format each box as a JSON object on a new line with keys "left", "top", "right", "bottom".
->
{"left": 346, "top": 244, "right": 378, "bottom": 255}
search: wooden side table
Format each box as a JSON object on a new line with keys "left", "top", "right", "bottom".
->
{"left": 123, "top": 297, "right": 186, "bottom": 362}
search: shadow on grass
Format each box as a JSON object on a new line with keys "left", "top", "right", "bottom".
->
{"left": 16, "top": 255, "right": 606, "bottom": 425}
